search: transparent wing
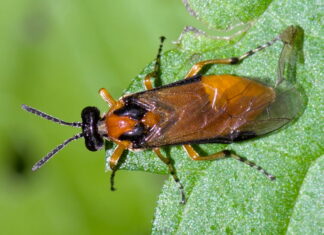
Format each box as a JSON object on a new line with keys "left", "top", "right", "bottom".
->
{"left": 239, "top": 86, "right": 305, "bottom": 135}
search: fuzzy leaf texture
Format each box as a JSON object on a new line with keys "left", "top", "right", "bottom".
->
{"left": 105, "top": 0, "right": 323, "bottom": 234}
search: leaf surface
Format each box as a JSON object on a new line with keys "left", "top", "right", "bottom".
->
{"left": 105, "top": 0, "right": 323, "bottom": 233}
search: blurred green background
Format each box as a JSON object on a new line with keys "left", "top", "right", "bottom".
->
{"left": 0, "top": 0, "right": 197, "bottom": 234}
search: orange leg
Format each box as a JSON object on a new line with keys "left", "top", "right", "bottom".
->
{"left": 185, "top": 31, "right": 286, "bottom": 78}
{"left": 144, "top": 36, "right": 166, "bottom": 90}
{"left": 153, "top": 148, "right": 186, "bottom": 204}
{"left": 183, "top": 145, "right": 275, "bottom": 180}
{"left": 109, "top": 144, "right": 126, "bottom": 191}
{"left": 144, "top": 73, "right": 154, "bottom": 90}
{"left": 185, "top": 58, "right": 237, "bottom": 78}
{"left": 99, "top": 88, "right": 117, "bottom": 107}
{"left": 183, "top": 144, "right": 226, "bottom": 160}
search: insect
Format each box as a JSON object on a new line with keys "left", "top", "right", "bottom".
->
{"left": 23, "top": 26, "right": 302, "bottom": 203}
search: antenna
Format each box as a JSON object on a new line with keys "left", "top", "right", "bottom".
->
{"left": 22, "top": 104, "right": 84, "bottom": 170}
{"left": 32, "top": 133, "right": 84, "bottom": 171}
{"left": 22, "top": 104, "right": 82, "bottom": 127}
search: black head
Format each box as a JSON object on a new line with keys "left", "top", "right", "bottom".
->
{"left": 21, "top": 104, "right": 104, "bottom": 171}
{"left": 81, "top": 106, "right": 104, "bottom": 151}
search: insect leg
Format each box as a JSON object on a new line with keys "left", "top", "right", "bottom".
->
{"left": 153, "top": 148, "right": 186, "bottom": 204}
{"left": 109, "top": 144, "right": 126, "bottom": 191}
{"left": 276, "top": 26, "right": 302, "bottom": 87}
{"left": 185, "top": 32, "right": 284, "bottom": 78}
{"left": 183, "top": 144, "right": 226, "bottom": 160}
{"left": 144, "top": 36, "right": 166, "bottom": 90}
{"left": 185, "top": 58, "right": 239, "bottom": 78}
{"left": 99, "top": 88, "right": 117, "bottom": 107}
{"left": 183, "top": 145, "right": 275, "bottom": 180}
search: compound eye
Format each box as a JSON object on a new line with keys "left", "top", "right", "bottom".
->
{"left": 81, "top": 107, "right": 101, "bottom": 125}
{"left": 84, "top": 134, "right": 104, "bottom": 151}
{"left": 81, "top": 106, "right": 103, "bottom": 151}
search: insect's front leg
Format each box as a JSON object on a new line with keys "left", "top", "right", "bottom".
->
{"left": 144, "top": 36, "right": 166, "bottom": 90}
{"left": 108, "top": 144, "right": 126, "bottom": 191}
{"left": 99, "top": 88, "right": 117, "bottom": 107}
{"left": 183, "top": 145, "right": 275, "bottom": 180}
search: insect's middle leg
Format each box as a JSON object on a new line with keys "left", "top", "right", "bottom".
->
{"left": 183, "top": 145, "right": 275, "bottom": 180}
{"left": 153, "top": 148, "right": 186, "bottom": 204}
{"left": 144, "top": 36, "right": 166, "bottom": 90}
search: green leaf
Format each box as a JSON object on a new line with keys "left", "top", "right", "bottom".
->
{"left": 182, "top": 0, "right": 272, "bottom": 29}
{"left": 105, "top": 0, "right": 323, "bottom": 233}
{"left": 286, "top": 155, "right": 324, "bottom": 235}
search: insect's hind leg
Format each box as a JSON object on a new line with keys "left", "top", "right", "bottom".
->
{"left": 144, "top": 36, "right": 166, "bottom": 90}
{"left": 153, "top": 148, "right": 186, "bottom": 204}
{"left": 185, "top": 31, "right": 284, "bottom": 78}
{"left": 276, "top": 25, "right": 302, "bottom": 87}
{"left": 183, "top": 145, "right": 275, "bottom": 180}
